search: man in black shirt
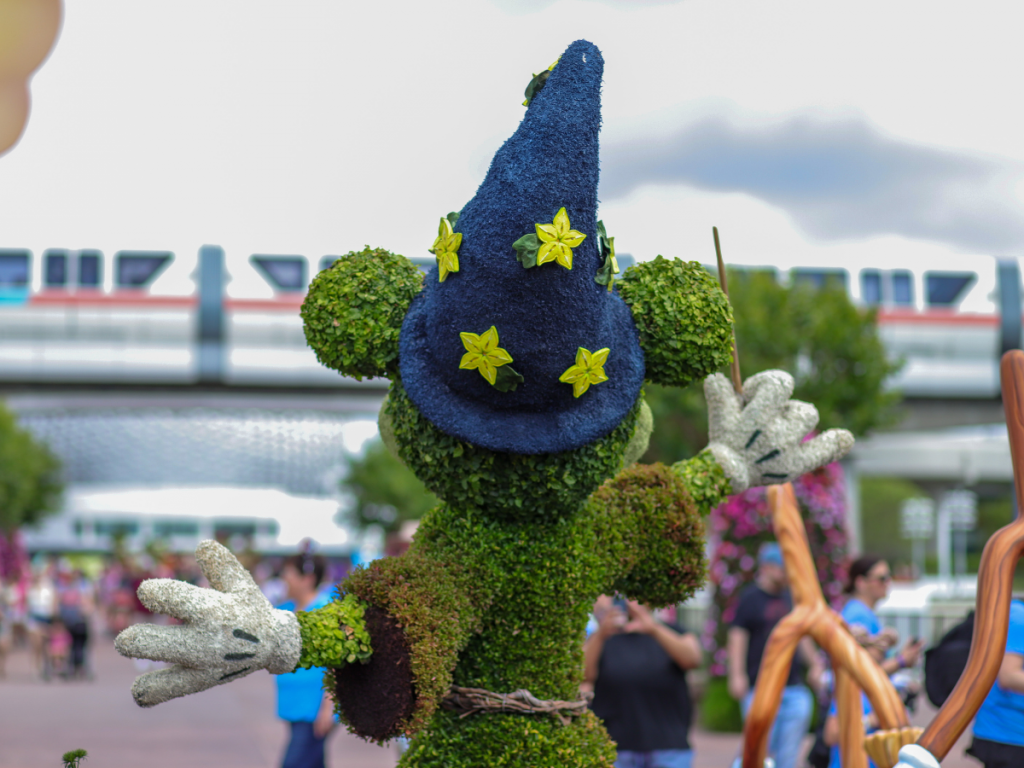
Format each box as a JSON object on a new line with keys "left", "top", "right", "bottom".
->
{"left": 586, "top": 595, "right": 702, "bottom": 768}
{"left": 727, "top": 542, "right": 823, "bottom": 768}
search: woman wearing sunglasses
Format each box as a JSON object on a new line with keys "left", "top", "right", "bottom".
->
{"left": 819, "top": 556, "right": 924, "bottom": 767}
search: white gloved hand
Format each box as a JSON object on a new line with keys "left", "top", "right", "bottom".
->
{"left": 705, "top": 370, "right": 854, "bottom": 493}
{"left": 115, "top": 540, "right": 302, "bottom": 707}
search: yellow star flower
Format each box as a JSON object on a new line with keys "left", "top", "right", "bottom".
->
{"left": 559, "top": 347, "right": 610, "bottom": 398}
{"left": 535, "top": 207, "right": 586, "bottom": 270}
{"left": 429, "top": 217, "right": 462, "bottom": 282}
{"left": 459, "top": 326, "right": 513, "bottom": 386}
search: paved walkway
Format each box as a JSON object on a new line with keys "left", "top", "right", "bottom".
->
{"left": 0, "top": 635, "right": 981, "bottom": 767}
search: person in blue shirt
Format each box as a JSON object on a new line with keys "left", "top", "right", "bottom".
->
{"left": 276, "top": 551, "right": 337, "bottom": 768}
{"left": 969, "top": 599, "right": 1024, "bottom": 768}
{"left": 821, "top": 556, "right": 922, "bottom": 768}
{"left": 841, "top": 557, "right": 923, "bottom": 679}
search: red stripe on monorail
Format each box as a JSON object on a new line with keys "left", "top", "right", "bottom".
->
{"left": 876, "top": 309, "right": 1000, "bottom": 327}
{"left": 29, "top": 291, "right": 197, "bottom": 308}
{"left": 224, "top": 297, "right": 306, "bottom": 311}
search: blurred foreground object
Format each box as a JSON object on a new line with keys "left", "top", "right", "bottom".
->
{"left": 0, "top": 0, "right": 61, "bottom": 156}
{"left": 740, "top": 483, "right": 914, "bottom": 768}
{"left": 894, "top": 349, "right": 1024, "bottom": 767}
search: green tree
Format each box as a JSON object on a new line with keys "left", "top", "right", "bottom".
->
{"left": 643, "top": 269, "right": 901, "bottom": 463}
{"left": 342, "top": 439, "right": 438, "bottom": 535}
{"left": 0, "top": 404, "right": 62, "bottom": 534}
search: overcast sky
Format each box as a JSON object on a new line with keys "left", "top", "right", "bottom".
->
{"left": 3, "top": 0, "right": 1024, "bottom": 295}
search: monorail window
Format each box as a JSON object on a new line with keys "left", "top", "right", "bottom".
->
{"left": 792, "top": 268, "right": 847, "bottom": 290}
{"left": 861, "top": 270, "right": 882, "bottom": 305}
{"left": 251, "top": 255, "right": 307, "bottom": 291}
{"left": 78, "top": 251, "right": 102, "bottom": 287}
{"left": 44, "top": 250, "right": 68, "bottom": 287}
{"left": 116, "top": 251, "right": 172, "bottom": 288}
{"left": 0, "top": 250, "right": 29, "bottom": 287}
{"left": 925, "top": 272, "right": 975, "bottom": 306}
{"left": 891, "top": 271, "right": 913, "bottom": 306}
{"left": 319, "top": 256, "right": 339, "bottom": 273}
{"left": 154, "top": 521, "right": 200, "bottom": 538}
{"left": 94, "top": 520, "right": 139, "bottom": 536}
{"left": 214, "top": 521, "right": 257, "bottom": 539}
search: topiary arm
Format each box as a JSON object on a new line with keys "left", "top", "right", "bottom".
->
{"left": 294, "top": 593, "right": 372, "bottom": 670}
{"left": 590, "top": 462, "right": 708, "bottom": 607}
{"left": 333, "top": 541, "right": 485, "bottom": 741}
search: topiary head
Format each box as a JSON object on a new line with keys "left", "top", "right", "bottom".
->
{"left": 300, "top": 41, "right": 734, "bottom": 515}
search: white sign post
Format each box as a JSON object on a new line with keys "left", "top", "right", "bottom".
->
{"left": 900, "top": 497, "right": 935, "bottom": 579}
{"left": 940, "top": 489, "right": 978, "bottom": 581}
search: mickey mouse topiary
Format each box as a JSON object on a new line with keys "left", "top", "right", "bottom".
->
{"left": 116, "top": 40, "right": 853, "bottom": 768}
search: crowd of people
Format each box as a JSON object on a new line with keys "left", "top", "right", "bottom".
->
{"left": 5, "top": 541, "right": 1024, "bottom": 768}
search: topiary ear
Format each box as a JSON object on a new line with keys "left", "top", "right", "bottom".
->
{"left": 301, "top": 247, "right": 423, "bottom": 380}
{"left": 617, "top": 255, "right": 734, "bottom": 388}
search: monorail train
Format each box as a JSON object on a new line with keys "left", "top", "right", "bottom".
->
{"left": 0, "top": 243, "right": 1013, "bottom": 397}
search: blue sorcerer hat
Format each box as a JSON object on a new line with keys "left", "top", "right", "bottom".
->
{"left": 398, "top": 40, "right": 645, "bottom": 455}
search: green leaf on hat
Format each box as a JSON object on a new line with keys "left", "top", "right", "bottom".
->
{"left": 512, "top": 233, "right": 541, "bottom": 269}
{"left": 446, "top": 211, "right": 460, "bottom": 228}
{"left": 594, "top": 220, "right": 619, "bottom": 290}
{"left": 522, "top": 58, "right": 559, "bottom": 107}
{"left": 493, "top": 364, "right": 525, "bottom": 393}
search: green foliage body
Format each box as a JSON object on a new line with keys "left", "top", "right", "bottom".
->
{"left": 0, "top": 404, "right": 62, "bottom": 534}
{"left": 298, "top": 249, "right": 738, "bottom": 766}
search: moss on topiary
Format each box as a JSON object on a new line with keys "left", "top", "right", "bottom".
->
{"left": 342, "top": 543, "right": 485, "bottom": 737}
{"left": 674, "top": 448, "right": 734, "bottom": 517}
{"left": 300, "top": 247, "right": 423, "bottom": 380}
{"left": 401, "top": 710, "right": 617, "bottom": 768}
{"left": 295, "top": 593, "right": 371, "bottom": 670}
{"left": 617, "top": 256, "right": 734, "bottom": 388}
{"left": 592, "top": 462, "right": 707, "bottom": 607}
{"left": 385, "top": 377, "right": 639, "bottom": 522}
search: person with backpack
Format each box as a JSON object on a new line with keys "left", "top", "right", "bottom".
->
{"left": 967, "top": 599, "right": 1024, "bottom": 768}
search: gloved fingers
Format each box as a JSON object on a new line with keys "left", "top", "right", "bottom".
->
{"left": 790, "top": 428, "right": 855, "bottom": 475}
{"left": 768, "top": 400, "right": 820, "bottom": 447}
{"left": 115, "top": 623, "right": 222, "bottom": 667}
{"left": 705, "top": 373, "right": 742, "bottom": 441}
{"left": 136, "top": 578, "right": 227, "bottom": 622}
{"left": 739, "top": 370, "right": 795, "bottom": 428}
{"left": 130, "top": 664, "right": 255, "bottom": 708}
{"left": 195, "top": 540, "right": 261, "bottom": 596}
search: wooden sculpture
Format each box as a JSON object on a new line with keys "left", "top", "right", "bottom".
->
{"left": 891, "top": 349, "right": 1024, "bottom": 767}
{"left": 739, "top": 483, "right": 918, "bottom": 768}
{"left": 0, "top": 0, "right": 62, "bottom": 156}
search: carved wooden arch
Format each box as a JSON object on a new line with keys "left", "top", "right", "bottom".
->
{"left": 742, "top": 351, "right": 1024, "bottom": 768}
